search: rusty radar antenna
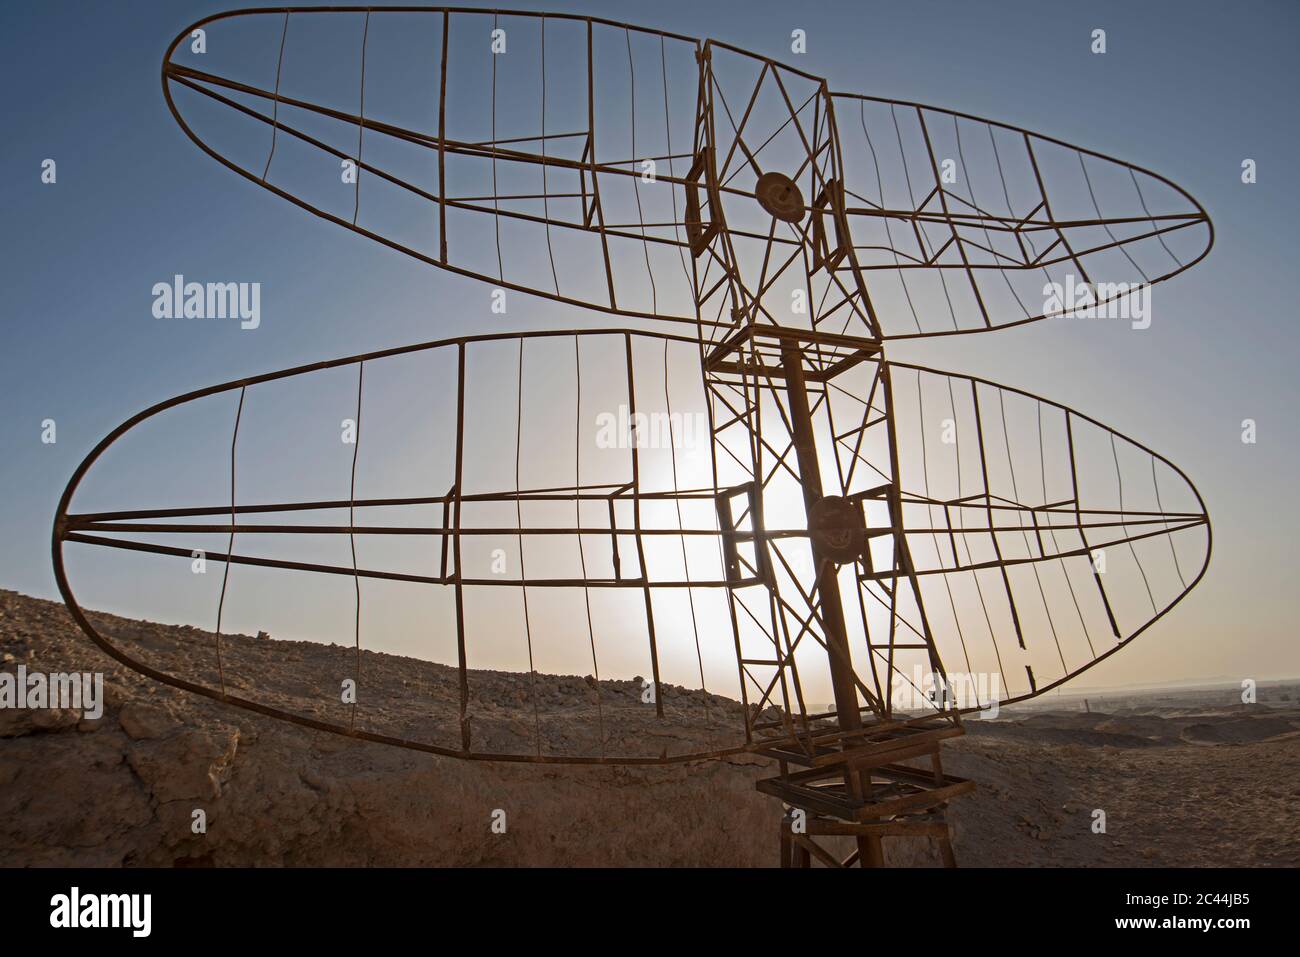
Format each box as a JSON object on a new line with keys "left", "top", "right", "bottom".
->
{"left": 53, "top": 7, "right": 1213, "bottom": 868}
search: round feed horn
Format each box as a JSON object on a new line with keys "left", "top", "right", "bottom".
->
{"left": 808, "top": 495, "right": 866, "bottom": 563}
{"left": 754, "top": 172, "right": 806, "bottom": 223}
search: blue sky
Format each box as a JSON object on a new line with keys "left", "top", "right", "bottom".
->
{"left": 2, "top": 0, "right": 1298, "bottom": 693}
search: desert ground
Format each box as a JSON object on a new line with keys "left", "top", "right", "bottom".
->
{"left": 1, "top": 588, "right": 1296, "bottom": 867}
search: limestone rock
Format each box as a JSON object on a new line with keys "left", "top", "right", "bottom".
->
{"left": 118, "top": 701, "right": 181, "bottom": 740}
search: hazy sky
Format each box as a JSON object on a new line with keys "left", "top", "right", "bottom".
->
{"left": 2, "top": 0, "right": 1298, "bottom": 700}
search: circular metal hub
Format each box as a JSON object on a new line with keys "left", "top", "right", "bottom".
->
{"left": 755, "top": 171, "right": 805, "bottom": 223}
{"left": 808, "top": 495, "right": 867, "bottom": 564}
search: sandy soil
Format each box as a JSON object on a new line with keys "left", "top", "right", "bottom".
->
{"left": 1, "top": 589, "right": 1296, "bottom": 866}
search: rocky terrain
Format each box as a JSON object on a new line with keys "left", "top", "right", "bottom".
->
{"left": 1, "top": 589, "right": 1297, "bottom": 867}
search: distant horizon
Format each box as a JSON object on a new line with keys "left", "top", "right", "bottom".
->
{"left": 7, "top": 585, "right": 1296, "bottom": 700}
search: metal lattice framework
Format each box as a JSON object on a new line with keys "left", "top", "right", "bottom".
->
{"left": 53, "top": 7, "right": 1213, "bottom": 867}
